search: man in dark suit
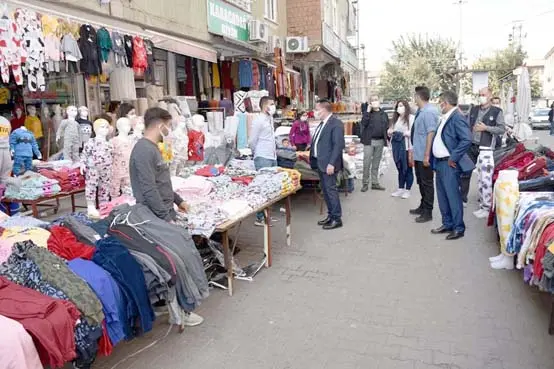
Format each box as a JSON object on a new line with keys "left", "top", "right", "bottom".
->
{"left": 310, "top": 99, "right": 346, "bottom": 230}
{"left": 430, "top": 91, "right": 473, "bottom": 240}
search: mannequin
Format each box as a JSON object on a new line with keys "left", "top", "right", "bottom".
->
{"left": 0, "top": 117, "right": 13, "bottom": 182}
{"left": 56, "top": 106, "right": 81, "bottom": 162}
{"left": 169, "top": 118, "right": 189, "bottom": 176}
{"left": 167, "top": 103, "right": 181, "bottom": 125}
{"left": 110, "top": 117, "right": 134, "bottom": 198}
{"left": 81, "top": 119, "right": 113, "bottom": 217}
{"left": 132, "top": 116, "right": 145, "bottom": 142}
{"left": 188, "top": 114, "right": 205, "bottom": 164}
{"left": 9, "top": 125, "right": 42, "bottom": 176}
{"left": 52, "top": 104, "right": 62, "bottom": 134}
{"left": 24, "top": 106, "right": 43, "bottom": 146}
{"left": 76, "top": 106, "right": 93, "bottom": 148}
{"left": 10, "top": 106, "right": 25, "bottom": 130}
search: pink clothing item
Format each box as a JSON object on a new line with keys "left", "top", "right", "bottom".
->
{"left": 132, "top": 36, "right": 147, "bottom": 76}
{"left": 110, "top": 136, "right": 134, "bottom": 198}
{"left": 99, "top": 195, "right": 136, "bottom": 218}
{"left": 44, "top": 34, "right": 61, "bottom": 62}
{"left": 0, "top": 314, "right": 43, "bottom": 369}
{"left": 0, "top": 16, "right": 24, "bottom": 85}
{"left": 0, "top": 238, "right": 12, "bottom": 264}
{"left": 172, "top": 175, "right": 213, "bottom": 199}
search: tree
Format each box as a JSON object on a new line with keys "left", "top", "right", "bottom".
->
{"left": 464, "top": 46, "right": 527, "bottom": 96}
{"left": 379, "top": 35, "right": 459, "bottom": 101}
{"left": 530, "top": 74, "right": 542, "bottom": 99}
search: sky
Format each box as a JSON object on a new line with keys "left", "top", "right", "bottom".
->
{"left": 358, "top": 0, "right": 554, "bottom": 71}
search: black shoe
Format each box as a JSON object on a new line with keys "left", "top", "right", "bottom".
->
{"left": 409, "top": 207, "right": 423, "bottom": 215}
{"left": 371, "top": 184, "right": 386, "bottom": 191}
{"left": 317, "top": 217, "right": 331, "bottom": 226}
{"left": 446, "top": 231, "right": 464, "bottom": 240}
{"left": 361, "top": 185, "right": 369, "bottom": 192}
{"left": 415, "top": 214, "right": 432, "bottom": 223}
{"left": 431, "top": 226, "right": 452, "bottom": 234}
{"left": 322, "top": 220, "right": 343, "bottom": 230}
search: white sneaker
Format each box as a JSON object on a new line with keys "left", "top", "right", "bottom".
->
{"left": 473, "top": 209, "right": 489, "bottom": 219}
{"left": 401, "top": 190, "right": 410, "bottom": 199}
{"left": 488, "top": 253, "right": 503, "bottom": 262}
{"left": 391, "top": 189, "right": 404, "bottom": 197}
{"left": 463, "top": 202, "right": 467, "bottom": 208}
{"left": 490, "top": 255, "right": 514, "bottom": 270}
{"left": 183, "top": 312, "right": 204, "bottom": 327}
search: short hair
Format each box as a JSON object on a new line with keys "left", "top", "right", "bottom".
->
{"left": 415, "top": 86, "right": 430, "bottom": 102}
{"left": 94, "top": 113, "right": 113, "bottom": 123}
{"left": 282, "top": 138, "right": 289, "bottom": 143}
{"left": 492, "top": 96, "right": 501, "bottom": 102}
{"left": 117, "top": 102, "right": 135, "bottom": 118}
{"left": 296, "top": 110, "right": 306, "bottom": 119}
{"left": 259, "top": 96, "right": 273, "bottom": 110}
{"left": 439, "top": 91, "right": 459, "bottom": 106}
{"left": 317, "top": 99, "right": 332, "bottom": 112}
{"left": 144, "top": 107, "right": 172, "bottom": 130}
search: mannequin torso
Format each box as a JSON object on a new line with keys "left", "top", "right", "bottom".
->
{"left": 110, "top": 118, "right": 134, "bottom": 197}
{"left": 57, "top": 106, "right": 81, "bottom": 162}
{"left": 76, "top": 106, "right": 93, "bottom": 148}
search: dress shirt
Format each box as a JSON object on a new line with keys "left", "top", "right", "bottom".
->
{"left": 312, "top": 114, "right": 332, "bottom": 158}
{"left": 432, "top": 107, "right": 457, "bottom": 158}
{"left": 248, "top": 113, "right": 276, "bottom": 160}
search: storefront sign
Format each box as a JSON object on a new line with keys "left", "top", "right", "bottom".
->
{"left": 207, "top": 0, "right": 250, "bottom": 42}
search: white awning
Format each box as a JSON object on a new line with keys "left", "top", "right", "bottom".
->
{"left": 147, "top": 30, "right": 217, "bottom": 63}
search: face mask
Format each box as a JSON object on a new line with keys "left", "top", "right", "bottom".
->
{"left": 397, "top": 106, "right": 405, "bottom": 115}
{"left": 300, "top": 116, "right": 308, "bottom": 122}
{"left": 268, "top": 105, "right": 276, "bottom": 116}
{"left": 492, "top": 103, "right": 500, "bottom": 108}
{"left": 371, "top": 101, "right": 380, "bottom": 109}
{"left": 314, "top": 110, "right": 322, "bottom": 120}
{"left": 159, "top": 124, "right": 170, "bottom": 141}
{"left": 479, "top": 96, "right": 488, "bottom": 105}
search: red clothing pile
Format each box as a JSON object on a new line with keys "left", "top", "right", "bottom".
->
{"left": 0, "top": 277, "right": 80, "bottom": 368}
{"left": 39, "top": 168, "right": 85, "bottom": 192}
{"left": 47, "top": 226, "right": 95, "bottom": 260}
{"left": 231, "top": 176, "right": 253, "bottom": 185}
{"left": 195, "top": 165, "right": 224, "bottom": 177}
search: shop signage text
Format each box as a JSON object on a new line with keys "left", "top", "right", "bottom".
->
{"left": 207, "top": 0, "right": 250, "bottom": 42}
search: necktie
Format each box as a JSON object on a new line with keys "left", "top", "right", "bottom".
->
{"left": 312, "top": 121, "right": 324, "bottom": 157}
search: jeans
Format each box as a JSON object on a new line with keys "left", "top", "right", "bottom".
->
{"left": 319, "top": 170, "right": 342, "bottom": 221}
{"left": 254, "top": 157, "right": 277, "bottom": 221}
{"left": 550, "top": 121, "right": 554, "bottom": 135}
{"left": 392, "top": 140, "right": 413, "bottom": 190}
{"left": 414, "top": 160, "right": 434, "bottom": 214}
{"left": 435, "top": 159, "right": 465, "bottom": 233}
{"left": 362, "top": 139, "right": 385, "bottom": 185}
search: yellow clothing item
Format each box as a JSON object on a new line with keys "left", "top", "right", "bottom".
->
{"left": 212, "top": 63, "right": 221, "bottom": 88}
{"left": 1, "top": 227, "right": 51, "bottom": 248}
{"left": 24, "top": 116, "right": 43, "bottom": 139}
{"left": 41, "top": 15, "right": 59, "bottom": 36}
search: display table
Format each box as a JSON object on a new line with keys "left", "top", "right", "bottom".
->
{"left": 2, "top": 188, "right": 86, "bottom": 218}
{"left": 215, "top": 187, "right": 300, "bottom": 296}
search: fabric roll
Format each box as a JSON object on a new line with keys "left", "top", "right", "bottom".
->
{"left": 137, "top": 98, "right": 148, "bottom": 115}
{"left": 237, "top": 113, "right": 248, "bottom": 149}
{"left": 493, "top": 170, "right": 519, "bottom": 255}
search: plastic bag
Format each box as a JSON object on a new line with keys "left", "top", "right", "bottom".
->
{"left": 379, "top": 146, "right": 392, "bottom": 177}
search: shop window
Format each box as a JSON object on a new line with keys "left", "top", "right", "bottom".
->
{"left": 154, "top": 60, "right": 168, "bottom": 95}
{"left": 265, "top": 0, "right": 277, "bottom": 23}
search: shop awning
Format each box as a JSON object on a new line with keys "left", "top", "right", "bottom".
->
{"left": 10, "top": 0, "right": 217, "bottom": 63}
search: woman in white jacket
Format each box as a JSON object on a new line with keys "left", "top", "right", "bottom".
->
{"left": 389, "top": 100, "right": 415, "bottom": 199}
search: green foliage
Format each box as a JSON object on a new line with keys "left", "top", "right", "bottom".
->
{"left": 379, "top": 35, "right": 459, "bottom": 101}
{"left": 530, "top": 74, "right": 542, "bottom": 99}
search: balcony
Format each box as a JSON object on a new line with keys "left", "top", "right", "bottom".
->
{"left": 322, "top": 22, "right": 358, "bottom": 70}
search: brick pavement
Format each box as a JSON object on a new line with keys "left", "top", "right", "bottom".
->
{"left": 92, "top": 134, "right": 554, "bottom": 369}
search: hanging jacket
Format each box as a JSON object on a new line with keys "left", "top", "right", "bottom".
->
{"left": 78, "top": 24, "right": 102, "bottom": 75}
{"left": 124, "top": 35, "right": 133, "bottom": 68}
{"left": 96, "top": 27, "right": 112, "bottom": 63}
{"left": 132, "top": 36, "right": 147, "bottom": 75}
{"left": 110, "top": 31, "right": 127, "bottom": 67}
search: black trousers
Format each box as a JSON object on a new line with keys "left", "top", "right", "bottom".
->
{"left": 319, "top": 170, "right": 342, "bottom": 221}
{"left": 460, "top": 144, "right": 480, "bottom": 203}
{"left": 414, "top": 160, "right": 434, "bottom": 214}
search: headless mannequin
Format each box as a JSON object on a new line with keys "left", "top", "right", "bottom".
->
{"left": 170, "top": 118, "right": 189, "bottom": 176}
{"left": 80, "top": 119, "right": 113, "bottom": 217}
{"left": 110, "top": 118, "right": 134, "bottom": 198}
{"left": 188, "top": 114, "right": 205, "bottom": 164}
{"left": 76, "top": 106, "right": 93, "bottom": 149}
{"left": 56, "top": 106, "right": 81, "bottom": 162}
{"left": 10, "top": 125, "right": 41, "bottom": 176}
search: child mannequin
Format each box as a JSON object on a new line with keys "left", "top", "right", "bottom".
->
{"left": 110, "top": 117, "right": 134, "bottom": 198}
{"left": 80, "top": 119, "right": 113, "bottom": 217}
{"left": 169, "top": 118, "right": 189, "bottom": 176}
{"left": 24, "top": 106, "right": 43, "bottom": 147}
{"left": 132, "top": 116, "right": 145, "bottom": 142}
{"left": 10, "top": 125, "right": 42, "bottom": 175}
{"left": 56, "top": 106, "right": 81, "bottom": 162}
{"left": 76, "top": 106, "right": 93, "bottom": 149}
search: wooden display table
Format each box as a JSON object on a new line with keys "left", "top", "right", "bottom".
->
{"left": 2, "top": 188, "right": 86, "bottom": 218}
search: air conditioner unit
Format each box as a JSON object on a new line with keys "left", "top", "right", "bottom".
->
{"left": 249, "top": 20, "right": 268, "bottom": 43}
{"left": 286, "top": 36, "right": 309, "bottom": 53}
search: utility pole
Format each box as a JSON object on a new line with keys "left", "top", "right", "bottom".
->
{"left": 453, "top": 0, "right": 467, "bottom": 98}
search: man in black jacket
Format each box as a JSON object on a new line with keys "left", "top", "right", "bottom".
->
{"left": 360, "top": 95, "right": 389, "bottom": 192}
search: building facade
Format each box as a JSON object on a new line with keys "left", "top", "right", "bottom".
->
{"left": 543, "top": 48, "right": 554, "bottom": 102}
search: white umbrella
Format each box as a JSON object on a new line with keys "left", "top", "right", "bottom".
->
{"left": 504, "top": 85, "right": 515, "bottom": 128}
{"left": 513, "top": 68, "right": 532, "bottom": 141}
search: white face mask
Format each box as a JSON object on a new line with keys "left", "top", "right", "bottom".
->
{"left": 397, "top": 106, "right": 406, "bottom": 115}
{"left": 479, "top": 96, "right": 489, "bottom": 105}
{"left": 371, "top": 101, "right": 380, "bottom": 109}
{"left": 300, "top": 116, "right": 308, "bottom": 122}
{"left": 314, "top": 110, "right": 322, "bottom": 120}
{"left": 267, "top": 105, "right": 276, "bottom": 116}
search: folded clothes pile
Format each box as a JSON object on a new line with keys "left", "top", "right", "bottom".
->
{"left": 99, "top": 195, "right": 136, "bottom": 218}
{"left": 39, "top": 168, "right": 85, "bottom": 192}
{"left": 172, "top": 175, "right": 214, "bottom": 199}
{"left": 4, "top": 172, "right": 61, "bottom": 200}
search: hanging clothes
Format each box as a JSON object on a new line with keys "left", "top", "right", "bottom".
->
{"left": 0, "top": 14, "right": 24, "bottom": 85}
{"left": 221, "top": 60, "right": 233, "bottom": 90}
{"left": 203, "top": 61, "right": 212, "bottom": 91}
{"left": 212, "top": 62, "right": 221, "bottom": 88}
{"left": 14, "top": 8, "right": 45, "bottom": 91}
{"left": 78, "top": 24, "right": 102, "bottom": 76}
{"left": 96, "top": 27, "right": 112, "bottom": 63}
{"left": 60, "top": 33, "right": 82, "bottom": 73}
{"left": 144, "top": 38, "right": 155, "bottom": 82}
{"left": 258, "top": 63, "right": 266, "bottom": 90}
{"left": 239, "top": 60, "right": 253, "bottom": 88}
{"left": 251, "top": 62, "right": 260, "bottom": 90}
{"left": 124, "top": 34, "right": 133, "bottom": 68}
{"left": 184, "top": 57, "right": 194, "bottom": 96}
{"left": 132, "top": 36, "right": 147, "bottom": 76}
{"left": 196, "top": 59, "right": 204, "bottom": 94}
{"left": 110, "top": 31, "right": 127, "bottom": 67}
{"left": 230, "top": 61, "right": 239, "bottom": 88}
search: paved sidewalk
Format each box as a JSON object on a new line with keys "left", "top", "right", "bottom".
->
{"left": 93, "top": 157, "right": 554, "bottom": 369}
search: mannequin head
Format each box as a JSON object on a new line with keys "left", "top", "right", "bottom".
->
{"left": 93, "top": 119, "right": 111, "bottom": 139}
{"left": 158, "top": 101, "right": 168, "bottom": 110}
{"left": 78, "top": 106, "right": 89, "bottom": 120}
{"left": 116, "top": 117, "right": 132, "bottom": 136}
{"left": 53, "top": 104, "right": 61, "bottom": 116}
{"left": 27, "top": 105, "right": 36, "bottom": 116}
{"left": 14, "top": 106, "right": 23, "bottom": 119}
{"left": 66, "top": 106, "right": 78, "bottom": 120}
{"left": 191, "top": 114, "right": 205, "bottom": 132}
{"left": 117, "top": 102, "right": 136, "bottom": 120}
{"left": 134, "top": 117, "right": 145, "bottom": 136}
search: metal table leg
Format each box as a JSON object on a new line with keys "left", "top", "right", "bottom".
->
{"left": 285, "top": 195, "right": 292, "bottom": 246}
{"left": 264, "top": 207, "right": 272, "bottom": 267}
{"left": 221, "top": 230, "right": 233, "bottom": 296}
